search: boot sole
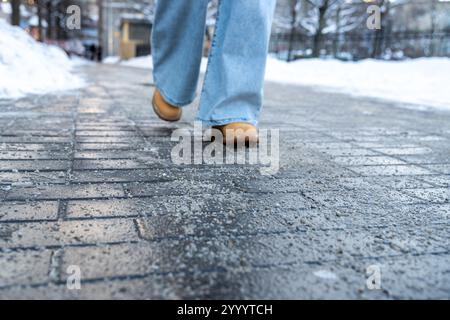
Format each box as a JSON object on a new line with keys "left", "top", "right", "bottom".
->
{"left": 152, "top": 98, "right": 181, "bottom": 122}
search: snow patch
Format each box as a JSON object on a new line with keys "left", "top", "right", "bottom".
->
{"left": 102, "top": 56, "right": 121, "bottom": 64}
{"left": 121, "top": 55, "right": 153, "bottom": 69}
{"left": 313, "top": 270, "right": 339, "bottom": 280}
{"left": 0, "top": 19, "right": 85, "bottom": 99}
{"left": 265, "top": 56, "right": 450, "bottom": 111}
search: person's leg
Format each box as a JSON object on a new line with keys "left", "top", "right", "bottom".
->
{"left": 152, "top": 0, "right": 209, "bottom": 107}
{"left": 197, "top": 0, "right": 277, "bottom": 126}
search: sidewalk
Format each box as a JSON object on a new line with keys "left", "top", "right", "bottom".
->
{"left": 0, "top": 64, "right": 449, "bottom": 299}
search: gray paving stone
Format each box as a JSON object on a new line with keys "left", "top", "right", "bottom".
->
{"left": 422, "top": 164, "right": 450, "bottom": 174}
{"left": 332, "top": 156, "right": 407, "bottom": 166}
{"left": 76, "top": 136, "right": 142, "bottom": 144}
{"left": 0, "top": 219, "right": 138, "bottom": 248}
{"left": 419, "top": 175, "right": 450, "bottom": 188}
{"left": 5, "top": 183, "right": 125, "bottom": 201}
{"left": 74, "top": 150, "right": 158, "bottom": 160}
{"left": 0, "top": 171, "right": 67, "bottom": 184}
{"left": 0, "top": 160, "right": 70, "bottom": 171}
{"left": 372, "top": 147, "right": 433, "bottom": 156}
{"left": 0, "top": 137, "right": 70, "bottom": 143}
{"left": 0, "top": 201, "right": 58, "bottom": 221}
{"left": 75, "top": 143, "right": 139, "bottom": 151}
{"left": 0, "top": 143, "right": 71, "bottom": 151}
{"left": 319, "top": 148, "right": 380, "bottom": 157}
{"left": 124, "top": 181, "right": 233, "bottom": 197}
{"left": 357, "top": 253, "right": 450, "bottom": 299}
{"left": 0, "top": 64, "right": 449, "bottom": 299}
{"left": 58, "top": 224, "right": 449, "bottom": 282}
{"left": 401, "top": 188, "right": 450, "bottom": 203}
{"left": 0, "top": 250, "right": 53, "bottom": 287}
{"left": 0, "top": 151, "right": 70, "bottom": 160}
{"left": 73, "top": 159, "right": 149, "bottom": 170}
{"left": 348, "top": 165, "right": 433, "bottom": 176}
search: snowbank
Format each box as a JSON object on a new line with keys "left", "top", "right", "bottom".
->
{"left": 0, "top": 19, "right": 85, "bottom": 99}
{"left": 121, "top": 55, "right": 153, "bottom": 69}
{"left": 102, "top": 56, "right": 121, "bottom": 64}
{"left": 265, "top": 57, "right": 450, "bottom": 111}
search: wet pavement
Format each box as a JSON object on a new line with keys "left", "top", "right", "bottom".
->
{"left": 0, "top": 64, "right": 449, "bottom": 299}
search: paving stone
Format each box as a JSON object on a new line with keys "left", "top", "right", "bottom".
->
{"left": 70, "top": 169, "right": 172, "bottom": 183}
{"left": 372, "top": 147, "right": 433, "bottom": 156}
{"left": 396, "top": 154, "right": 450, "bottom": 164}
{"left": 76, "top": 136, "right": 142, "bottom": 144}
{"left": 0, "top": 219, "right": 138, "bottom": 248}
{"left": 348, "top": 165, "right": 433, "bottom": 176}
{"left": 419, "top": 175, "right": 450, "bottom": 188}
{"left": 0, "top": 171, "right": 67, "bottom": 184}
{"left": 0, "top": 151, "right": 70, "bottom": 160}
{"left": 401, "top": 188, "right": 450, "bottom": 203}
{"left": 75, "top": 143, "right": 139, "bottom": 151}
{"left": 124, "top": 181, "right": 233, "bottom": 197}
{"left": 0, "top": 250, "right": 53, "bottom": 287}
{"left": 135, "top": 210, "right": 291, "bottom": 240}
{"left": 66, "top": 197, "right": 203, "bottom": 218}
{"left": 308, "top": 190, "right": 416, "bottom": 207}
{"left": 73, "top": 159, "right": 149, "bottom": 170}
{"left": 1, "top": 64, "right": 449, "bottom": 299}
{"left": 74, "top": 150, "right": 158, "bottom": 160}
{"left": 319, "top": 148, "right": 380, "bottom": 157}
{"left": 0, "top": 160, "right": 70, "bottom": 171}
{"left": 0, "top": 137, "right": 70, "bottom": 143}
{"left": 332, "top": 156, "right": 407, "bottom": 166}
{"left": 76, "top": 131, "right": 139, "bottom": 137}
{"left": 59, "top": 224, "right": 450, "bottom": 282}
{"left": 0, "top": 201, "right": 58, "bottom": 221}
{"left": 368, "top": 176, "right": 436, "bottom": 189}
{"left": 357, "top": 253, "right": 450, "bottom": 299}
{"left": 422, "top": 164, "right": 450, "bottom": 174}
{"left": 5, "top": 183, "right": 125, "bottom": 200}
{"left": 0, "top": 143, "right": 71, "bottom": 151}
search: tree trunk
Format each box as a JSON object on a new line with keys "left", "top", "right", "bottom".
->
{"left": 11, "top": 0, "right": 21, "bottom": 26}
{"left": 333, "top": 6, "right": 341, "bottom": 58}
{"left": 46, "top": 0, "right": 54, "bottom": 39}
{"left": 287, "top": 1, "right": 298, "bottom": 62}
{"left": 37, "top": 0, "right": 43, "bottom": 41}
{"left": 97, "top": 0, "right": 104, "bottom": 61}
{"left": 371, "top": 1, "right": 389, "bottom": 58}
{"left": 430, "top": 0, "right": 438, "bottom": 56}
{"left": 312, "top": 3, "right": 328, "bottom": 58}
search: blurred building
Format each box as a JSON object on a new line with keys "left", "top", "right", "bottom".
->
{"left": 99, "top": 0, "right": 156, "bottom": 59}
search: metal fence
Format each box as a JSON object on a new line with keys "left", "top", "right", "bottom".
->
{"left": 269, "top": 31, "right": 450, "bottom": 61}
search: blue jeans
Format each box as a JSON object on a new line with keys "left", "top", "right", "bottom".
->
{"left": 152, "top": 0, "right": 276, "bottom": 126}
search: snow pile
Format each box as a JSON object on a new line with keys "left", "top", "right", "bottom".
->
{"left": 265, "top": 57, "right": 450, "bottom": 110}
{"left": 121, "top": 55, "right": 153, "bottom": 69}
{"left": 102, "top": 56, "right": 121, "bottom": 64}
{"left": 0, "top": 19, "right": 85, "bottom": 99}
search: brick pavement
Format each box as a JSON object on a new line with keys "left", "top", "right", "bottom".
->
{"left": 0, "top": 64, "right": 449, "bottom": 299}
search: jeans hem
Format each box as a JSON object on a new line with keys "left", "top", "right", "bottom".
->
{"left": 154, "top": 76, "right": 196, "bottom": 107}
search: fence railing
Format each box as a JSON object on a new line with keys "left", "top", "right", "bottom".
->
{"left": 269, "top": 31, "right": 450, "bottom": 61}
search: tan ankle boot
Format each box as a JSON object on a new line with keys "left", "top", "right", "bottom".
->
{"left": 213, "top": 122, "right": 259, "bottom": 145}
{"left": 152, "top": 90, "right": 182, "bottom": 122}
